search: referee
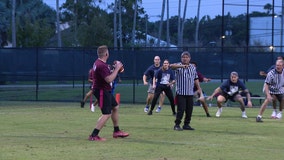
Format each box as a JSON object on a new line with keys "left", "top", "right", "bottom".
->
{"left": 170, "top": 51, "right": 202, "bottom": 131}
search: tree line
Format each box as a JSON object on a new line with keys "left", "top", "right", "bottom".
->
{"left": 0, "top": 0, "right": 273, "bottom": 48}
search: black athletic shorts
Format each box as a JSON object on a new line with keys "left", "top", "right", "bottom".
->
{"left": 93, "top": 89, "right": 118, "bottom": 114}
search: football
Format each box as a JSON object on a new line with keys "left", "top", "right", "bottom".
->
{"left": 119, "top": 66, "right": 124, "bottom": 73}
{"left": 114, "top": 60, "right": 124, "bottom": 73}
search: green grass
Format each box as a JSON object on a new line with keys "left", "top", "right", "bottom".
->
{"left": 0, "top": 80, "right": 267, "bottom": 105}
{"left": 0, "top": 101, "right": 283, "bottom": 160}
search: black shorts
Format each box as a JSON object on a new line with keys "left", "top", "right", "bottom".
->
{"left": 271, "top": 94, "right": 284, "bottom": 102}
{"left": 93, "top": 89, "right": 118, "bottom": 114}
{"left": 218, "top": 92, "right": 238, "bottom": 102}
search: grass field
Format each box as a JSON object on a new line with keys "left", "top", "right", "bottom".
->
{"left": 0, "top": 80, "right": 267, "bottom": 105}
{"left": 0, "top": 101, "right": 284, "bottom": 160}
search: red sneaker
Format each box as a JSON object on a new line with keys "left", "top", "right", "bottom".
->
{"left": 113, "top": 130, "right": 129, "bottom": 138}
{"left": 88, "top": 135, "right": 106, "bottom": 141}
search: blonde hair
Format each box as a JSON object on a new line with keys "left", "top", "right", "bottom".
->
{"left": 97, "top": 45, "right": 108, "bottom": 58}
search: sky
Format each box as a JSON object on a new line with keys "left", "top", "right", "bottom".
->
{"left": 43, "top": 0, "right": 282, "bottom": 21}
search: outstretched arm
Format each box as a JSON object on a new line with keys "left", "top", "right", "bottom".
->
{"left": 259, "top": 71, "right": 267, "bottom": 77}
{"left": 169, "top": 63, "right": 188, "bottom": 70}
{"left": 207, "top": 87, "right": 221, "bottom": 101}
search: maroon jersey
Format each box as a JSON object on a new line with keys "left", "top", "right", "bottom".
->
{"left": 197, "top": 72, "right": 205, "bottom": 82}
{"left": 92, "top": 59, "right": 112, "bottom": 91}
{"left": 88, "top": 68, "right": 94, "bottom": 82}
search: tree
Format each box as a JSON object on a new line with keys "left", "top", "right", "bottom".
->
{"left": 56, "top": 0, "right": 62, "bottom": 47}
{"left": 264, "top": 3, "right": 272, "bottom": 15}
{"left": 114, "top": 0, "right": 145, "bottom": 47}
{"left": 12, "top": 0, "right": 16, "bottom": 47}
{"left": 195, "top": 0, "right": 201, "bottom": 51}
{"left": 157, "top": 0, "right": 165, "bottom": 47}
{"left": 0, "top": 1, "right": 9, "bottom": 47}
{"left": 3, "top": 0, "right": 56, "bottom": 47}
{"left": 60, "top": 0, "right": 112, "bottom": 47}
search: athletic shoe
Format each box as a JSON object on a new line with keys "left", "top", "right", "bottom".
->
{"left": 242, "top": 112, "right": 248, "bottom": 118}
{"left": 271, "top": 111, "right": 277, "bottom": 119}
{"left": 276, "top": 112, "right": 282, "bottom": 119}
{"left": 206, "top": 113, "right": 211, "bottom": 117}
{"left": 256, "top": 116, "right": 263, "bottom": 122}
{"left": 80, "top": 101, "right": 85, "bottom": 108}
{"left": 88, "top": 135, "right": 106, "bottom": 141}
{"left": 113, "top": 130, "right": 129, "bottom": 138}
{"left": 155, "top": 106, "right": 162, "bottom": 113}
{"left": 173, "top": 125, "right": 183, "bottom": 131}
{"left": 144, "top": 106, "right": 149, "bottom": 112}
{"left": 90, "top": 103, "right": 95, "bottom": 112}
{"left": 182, "top": 125, "right": 195, "bottom": 130}
{"left": 215, "top": 108, "right": 222, "bottom": 117}
{"left": 147, "top": 110, "right": 153, "bottom": 115}
{"left": 172, "top": 112, "right": 177, "bottom": 116}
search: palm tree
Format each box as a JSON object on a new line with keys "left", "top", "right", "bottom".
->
{"left": 180, "top": 0, "right": 188, "bottom": 47}
{"left": 264, "top": 3, "right": 272, "bottom": 15}
{"left": 131, "top": 0, "right": 138, "bottom": 48}
{"left": 12, "top": 0, "right": 16, "bottom": 47}
{"left": 281, "top": 0, "right": 284, "bottom": 52}
{"left": 177, "top": 0, "right": 181, "bottom": 47}
{"left": 56, "top": 0, "right": 62, "bottom": 47}
{"left": 195, "top": 0, "right": 201, "bottom": 52}
{"left": 158, "top": 0, "right": 166, "bottom": 47}
{"left": 113, "top": 0, "right": 118, "bottom": 48}
{"left": 166, "top": 0, "right": 170, "bottom": 47}
{"left": 118, "top": 0, "right": 123, "bottom": 49}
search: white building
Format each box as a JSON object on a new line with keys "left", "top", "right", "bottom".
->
{"left": 250, "top": 16, "right": 283, "bottom": 52}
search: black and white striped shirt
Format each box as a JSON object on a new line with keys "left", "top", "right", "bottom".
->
{"left": 175, "top": 63, "right": 198, "bottom": 95}
{"left": 265, "top": 69, "right": 284, "bottom": 94}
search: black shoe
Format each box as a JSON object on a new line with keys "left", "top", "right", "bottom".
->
{"left": 206, "top": 113, "right": 211, "bottom": 117}
{"left": 80, "top": 101, "right": 85, "bottom": 108}
{"left": 182, "top": 125, "right": 195, "bottom": 130}
{"left": 147, "top": 110, "right": 153, "bottom": 115}
{"left": 256, "top": 116, "right": 263, "bottom": 122}
{"left": 173, "top": 125, "right": 183, "bottom": 131}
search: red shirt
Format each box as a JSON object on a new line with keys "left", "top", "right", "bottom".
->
{"left": 197, "top": 72, "right": 205, "bottom": 82}
{"left": 88, "top": 68, "right": 94, "bottom": 82}
{"left": 92, "top": 59, "right": 112, "bottom": 91}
